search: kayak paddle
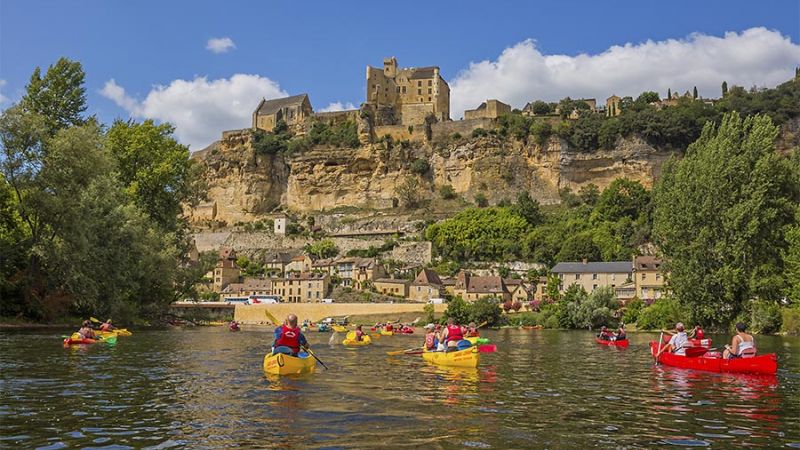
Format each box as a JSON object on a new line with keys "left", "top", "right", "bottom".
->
{"left": 684, "top": 347, "right": 709, "bottom": 358}
{"left": 303, "top": 345, "right": 328, "bottom": 370}
{"left": 654, "top": 331, "right": 663, "bottom": 365}
{"left": 387, "top": 346, "right": 423, "bottom": 356}
{"left": 264, "top": 310, "right": 280, "bottom": 326}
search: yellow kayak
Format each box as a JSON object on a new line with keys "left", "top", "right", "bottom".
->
{"left": 422, "top": 347, "right": 479, "bottom": 368}
{"left": 332, "top": 325, "right": 347, "bottom": 333}
{"left": 380, "top": 330, "right": 394, "bottom": 336}
{"left": 263, "top": 352, "right": 316, "bottom": 375}
{"left": 343, "top": 332, "right": 372, "bottom": 347}
{"left": 95, "top": 328, "right": 132, "bottom": 338}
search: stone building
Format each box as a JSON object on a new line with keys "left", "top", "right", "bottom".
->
{"left": 453, "top": 271, "right": 511, "bottom": 302}
{"left": 365, "top": 57, "right": 450, "bottom": 125}
{"left": 551, "top": 261, "right": 632, "bottom": 296}
{"left": 409, "top": 268, "right": 445, "bottom": 302}
{"left": 271, "top": 272, "right": 330, "bottom": 303}
{"left": 286, "top": 254, "right": 313, "bottom": 273}
{"left": 211, "top": 248, "right": 240, "bottom": 293}
{"left": 373, "top": 278, "right": 410, "bottom": 298}
{"left": 220, "top": 277, "right": 272, "bottom": 301}
{"left": 633, "top": 255, "right": 666, "bottom": 300}
{"left": 274, "top": 216, "right": 288, "bottom": 235}
{"left": 252, "top": 94, "right": 313, "bottom": 132}
{"left": 464, "top": 99, "right": 511, "bottom": 120}
{"left": 606, "top": 95, "right": 621, "bottom": 117}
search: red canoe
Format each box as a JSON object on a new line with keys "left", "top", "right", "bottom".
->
{"left": 596, "top": 337, "right": 629, "bottom": 347}
{"left": 649, "top": 342, "right": 777, "bottom": 375}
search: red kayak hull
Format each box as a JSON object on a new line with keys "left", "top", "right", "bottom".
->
{"left": 649, "top": 342, "right": 777, "bottom": 375}
{"left": 595, "top": 337, "right": 629, "bottom": 347}
{"left": 63, "top": 337, "right": 97, "bottom": 347}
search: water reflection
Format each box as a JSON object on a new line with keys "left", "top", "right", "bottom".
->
{"left": 0, "top": 328, "right": 798, "bottom": 448}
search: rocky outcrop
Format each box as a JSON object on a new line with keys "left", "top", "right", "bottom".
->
{"left": 190, "top": 129, "right": 677, "bottom": 224}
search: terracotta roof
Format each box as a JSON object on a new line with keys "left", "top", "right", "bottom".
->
{"left": 412, "top": 268, "right": 443, "bottom": 286}
{"left": 312, "top": 258, "right": 337, "bottom": 267}
{"left": 264, "top": 252, "right": 295, "bottom": 264}
{"left": 291, "top": 255, "right": 307, "bottom": 262}
{"left": 255, "top": 94, "right": 309, "bottom": 116}
{"left": 467, "top": 276, "right": 507, "bottom": 294}
{"left": 219, "top": 247, "right": 236, "bottom": 260}
{"left": 503, "top": 278, "right": 523, "bottom": 287}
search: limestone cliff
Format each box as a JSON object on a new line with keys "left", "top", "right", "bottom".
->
{"left": 189, "top": 129, "right": 676, "bottom": 225}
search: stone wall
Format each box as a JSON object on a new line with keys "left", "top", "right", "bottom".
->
{"left": 430, "top": 118, "right": 494, "bottom": 141}
{"left": 310, "top": 110, "right": 359, "bottom": 127}
{"left": 234, "top": 302, "right": 446, "bottom": 324}
{"left": 389, "top": 241, "right": 432, "bottom": 265}
{"left": 373, "top": 124, "right": 426, "bottom": 142}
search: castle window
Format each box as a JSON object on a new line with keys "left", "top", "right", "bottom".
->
{"left": 428, "top": 97, "right": 431, "bottom": 101}
{"left": 396, "top": 86, "right": 400, "bottom": 93}
{"left": 417, "top": 89, "right": 422, "bottom": 95}
{"left": 402, "top": 86, "right": 406, "bottom": 94}
{"left": 428, "top": 88, "right": 432, "bottom": 94}
{"left": 417, "top": 81, "right": 422, "bottom": 87}
{"left": 428, "top": 80, "right": 432, "bottom": 86}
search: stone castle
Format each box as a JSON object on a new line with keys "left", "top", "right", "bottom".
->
{"left": 365, "top": 57, "right": 450, "bottom": 125}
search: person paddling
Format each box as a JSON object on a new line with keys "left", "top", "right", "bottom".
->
{"left": 78, "top": 320, "right": 97, "bottom": 340}
{"left": 99, "top": 319, "right": 115, "bottom": 332}
{"left": 441, "top": 317, "right": 465, "bottom": 351}
{"left": 423, "top": 324, "right": 439, "bottom": 350}
{"left": 273, "top": 314, "right": 309, "bottom": 356}
{"left": 465, "top": 322, "right": 479, "bottom": 337}
{"left": 689, "top": 325, "right": 705, "bottom": 340}
{"left": 655, "top": 322, "right": 689, "bottom": 359}
{"left": 722, "top": 322, "right": 756, "bottom": 359}
{"left": 354, "top": 324, "right": 365, "bottom": 342}
{"left": 615, "top": 324, "right": 627, "bottom": 341}
{"left": 597, "top": 326, "right": 614, "bottom": 341}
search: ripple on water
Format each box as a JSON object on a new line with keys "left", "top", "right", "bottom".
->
{"left": 662, "top": 438, "right": 710, "bottom": 447}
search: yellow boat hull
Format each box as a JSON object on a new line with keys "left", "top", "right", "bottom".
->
{"left": 332, "top": 325, "right": 347, "bottom": 333}
{"left": 422, "top": 347, "right": 479, "bottom": 368}
{"left": 95, "top": 328, "right": 132, "bottom": 338}
{"left": 343, "top": 333, "right": 372, "bottom": 347}
{"left": 380, "top": 330, "right": 394, "bottom": 336}
{"left": 263, "top": 353, "right": 316, "bottom": 375}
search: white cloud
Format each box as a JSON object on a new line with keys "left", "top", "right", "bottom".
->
{"left": 449, "top": 27, "right": 800, "bottom": 119}
{"left": 101, "top": 74, "right": 287, "bottom": 149}
{"left": 0, "top": 79, "right": 9, "bottom": 105}
{"left": 206, "top": 37, "right": 236, "bottom": 54}
{"left": 319, "top": 101, "right": 357, "bottom": 112}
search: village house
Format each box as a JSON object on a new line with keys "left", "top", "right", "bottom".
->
{"left": 263, "top": 252, "right": 296, "bottom": 276}
{"left": 219, "top": 277, "right": 272, "bottom": 301}
{"left": 286, "top": 254, "right": 313, "bottom": 273}
{"left": 453, "top": 271, "right": 511, "bottom": 302}
{"left": 510, "top": 283, "right": 531, "bottom": 303}
{"left": 366, "top": 57, "right": 450, "bottom": 125}
{"left": 311, "top": 257, "right": 338, "bottom": 276}
{"left": 533, "top": 276, "right": 548, "bottom": 301}
{"left": 441, "top": 277, "right": 457, "bottom": 296}
{"left": 211, "top": 247, "right": 240, "bottom": 293}
{"left": 551, "top": 261, "right": 632, "bottom": 297}
{"left": 464, "top": 99, "right": 511, "bottom": 120}
{"left": 633, "top": 255, "right": 667, "bottom": 300}
{"left": 409, "top": 268, "right": 445, "bottom": 302}
{"left": 252, "top": 94, "right": 313, "bottom": 132}
{"left": 353, "top": 258, "right": 386, "bottom": 290}
{"left": 270, "top": 272, "right": 330, "bottom": 303}
{"left": 373, "top": 278, "right": 411, "bottom": 298}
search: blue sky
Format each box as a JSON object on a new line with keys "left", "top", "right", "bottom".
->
{"left": 2, "top": 0, "right": 799, "bottom": 149}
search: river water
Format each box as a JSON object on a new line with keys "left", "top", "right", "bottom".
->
{"left": 1, "top": 327, "right": 799, "bottom": 449}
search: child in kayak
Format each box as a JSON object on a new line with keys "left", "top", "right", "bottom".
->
{"left": 689, "top": 325, "right": 705, "bottom": 339}
{"left": 465, "top": 322, "right": 479, "bottom": 337}
{"left": 423, "top": 324, "right": 439, "bottom": 350}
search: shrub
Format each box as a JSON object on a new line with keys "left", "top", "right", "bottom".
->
{"left": 781, "top": 307, "right": 800, "bottom": 335}
{"left": 471, "top": 128, "right": 488, "bottom": 138}
{"left": 512, "top": 301, "right": 523, "bottom": 312}
{"left": 410, "top": 158, "right": 430, "bottom": 175}
{"left": 506, "top": 311, "right": 543, "bottom": 326}
{"left": 423, "top": 303, "right": 435, "bottom": 324}
{"left": 502, "top": 300, "right": 513, "bottom": 312}
{"left": 443, "top": 296, "right": 502, "bottom": 326}
{"left": 452, "top": 132, "right": 462, "bottom": 139}
{"left": 636, "top": 298, "right": 684, "bottom": 330}
{"left": 474, "top": 193, "right": 489, "bottom": 207}
{"left": 439, "top": 184, "right": 457, "bottom": 200}
{"left": 749, "top": 300, "right": 783, "bottom": 334}
{"left": 622, "top": 298, "right": 644, "bottom": 324}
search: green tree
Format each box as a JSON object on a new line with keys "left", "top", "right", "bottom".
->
{"left": 593, "top": 179, "right": 650, "bottom": 223}
{"left": 410, "top": 158, "right": 430, "bottom": 175}
{"left": 425, "top": 207, "right": 531, "bottom": 261}
{"left": 20, "top": 58, "right": 87, "bottom": 134}
{"left": 514, "top": 191, "right": 544, "bottom": 226}
{"left": 306, "top": 239, "right": 339, "bottom": 259}
{"left": 667, "top": 88, "right": 672, "bottom": 99}
{"left": 530, "top": 100, "right": 551, "bottom": 115}
{"left": 107, "top": 120, "right": 200, "bottom": 231}
{"left": 721, "top": 81, "right": 728, "bottom": 97}
{"left": 474, "top": 192, "right": 489, "bottom": 207}
{"left": 636, "top": 91, "right": 660, "bottom": 105}
{"left": 578, "top": 184, "right": 600, "bottom": 206}
{"left": 529, "top": 120, "right": 552, "bottom": 147}
{"left": 439, "top": 184, "right": 457, "bottom": 200}
{"left": 653, "top": 113, "right": 797, "bottom": 328}
{"left": 395, "top": 176, "right": 423, "bottom": 208}
{"left": 693, "top": 86, "right": 698, "bottom": 99}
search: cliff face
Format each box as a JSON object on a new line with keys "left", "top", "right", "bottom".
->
{"left": 189, "top": 130, "right": 676, "bottom": 224}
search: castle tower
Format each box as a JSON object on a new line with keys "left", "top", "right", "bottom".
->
{"left": 383, "top": 57, "right": 397, "bottom": 78}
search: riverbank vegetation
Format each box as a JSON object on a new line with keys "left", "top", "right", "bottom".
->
{"left": 0, "top": 58, "right": 205, "bottom": 322}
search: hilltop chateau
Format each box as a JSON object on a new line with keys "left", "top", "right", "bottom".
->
{"left": 365, "top": 57, "right": 450, "bottom": 125}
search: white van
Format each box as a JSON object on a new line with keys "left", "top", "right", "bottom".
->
{"left": 321, "top": 298, "right": 334, "bottom": 304}
{"left": 428, "top": 298, "right": 445, "bottom": 304}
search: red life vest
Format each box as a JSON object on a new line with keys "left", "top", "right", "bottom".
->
{"left": 276, "top": 325, "right": 301, "bottom": 352}
{"left": 696, "top": 329, "right": 705, "bottom": 339}
{"left": 425, "top": 333, "right": 436, "bottom": 349}
{"left": 446, "top": 324, "right": 463, "bottom": 342}
{"left": 100, "top": 323, "right": 111, "bottom": 331}
{"left": 385, "top": 324, "right": 393, "bottom": 331}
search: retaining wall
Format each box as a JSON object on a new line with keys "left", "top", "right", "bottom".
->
{"left": 234, "top": 302, "right": 446, "bottom": 324}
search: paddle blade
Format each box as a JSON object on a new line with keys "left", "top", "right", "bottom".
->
{"left": 264, "top": 310, "right": 280, "bottom": 326}
{"left": 90, "top": 317, "right": 101, "bottom": 323}
{"left": 328, "top": 332, "right": 336, "bottom": 345}
{"left": 684, "top": 347, "right": 708, "bottom": 358}
{"left": 478, "top": 344, "right": 497, "bottom": 353}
